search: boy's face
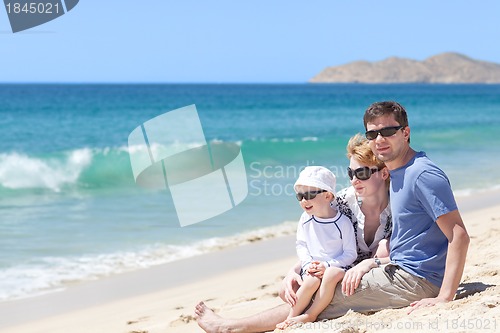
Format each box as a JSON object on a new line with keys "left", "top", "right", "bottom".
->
{"left": 295, "top": 185, "right": 331, "bottom": 216}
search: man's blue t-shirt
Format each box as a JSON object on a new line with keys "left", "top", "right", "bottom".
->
{"left": 389, "top": 151, "right": 457, "bottom": 287}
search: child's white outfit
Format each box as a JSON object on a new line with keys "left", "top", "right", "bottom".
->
{"left": 296, "top": 210, "right": 357, "bottom": 273}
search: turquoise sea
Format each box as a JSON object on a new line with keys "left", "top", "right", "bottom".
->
{"left": 1, "top": 83, "right": 499, "bottom": 301}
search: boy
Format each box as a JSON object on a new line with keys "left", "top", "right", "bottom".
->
{"left": 276, "top": 166, "right": 357, "bottom": 328}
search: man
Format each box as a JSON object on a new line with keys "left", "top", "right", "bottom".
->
{"left": 357, "top": 101, "right": 470, "bottom": 312}
{"left": 195, "top": 101, "right": 470, "bottom": 332}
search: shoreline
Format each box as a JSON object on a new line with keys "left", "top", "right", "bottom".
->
{"left": 1, "top": 187, "right": 495, "bottom": 303}
{"left": 1, "top": 189, "right": 500, "bottom": 332}
{"left": 0, "top": 235, "right": 297, "bottom": 329}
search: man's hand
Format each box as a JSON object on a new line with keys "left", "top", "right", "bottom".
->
{"left": 407, "top": 297, "right": 448, "bottom": 314}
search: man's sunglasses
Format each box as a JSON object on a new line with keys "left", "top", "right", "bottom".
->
{"left": 365, "top": 126, "right": 403, "bottom": 140}
{"left": 347, "top": 166, "right": 381, "bottom": 181}
{"left": 296, "top": 190, "right": 326, "bottom": 201}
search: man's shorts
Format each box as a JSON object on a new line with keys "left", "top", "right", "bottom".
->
{"left": 317, "top": 264, "right": 440, "bottom": 320}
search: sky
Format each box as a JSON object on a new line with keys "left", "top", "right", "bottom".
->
{"left": 1, "top": 1, "right": 499, "bottom": 83}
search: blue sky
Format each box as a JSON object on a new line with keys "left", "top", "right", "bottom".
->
{"left": 1, "top": 1, "right": 499, "bottom": 83}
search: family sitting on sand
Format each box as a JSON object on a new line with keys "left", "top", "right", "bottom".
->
{"left": 195, "top": 101, "right": 471, "bottom": 333}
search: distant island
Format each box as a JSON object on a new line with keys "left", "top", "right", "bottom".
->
{"left": 309, "top": 52, "right": 500, "bottom": 83}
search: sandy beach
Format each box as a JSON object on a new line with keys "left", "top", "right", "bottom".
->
{"left": 1, "top": 190, "right": 499, "bottom": 333}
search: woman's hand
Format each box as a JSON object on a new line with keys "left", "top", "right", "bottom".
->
{"left": 281, "top": 269, "right": 302, "bottom": 306}
{"left": 341, "top": 259, "right": 374, "bottom": 296}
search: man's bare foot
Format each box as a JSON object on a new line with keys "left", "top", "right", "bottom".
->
{"left": 195, "top": 301, "right": 232, "bottom": 333}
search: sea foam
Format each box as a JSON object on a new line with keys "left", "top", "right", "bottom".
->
{"left": 0, "top": 149, "right": 92, "bottom": 192}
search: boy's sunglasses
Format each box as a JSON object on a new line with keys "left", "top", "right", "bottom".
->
{"left": 347, "top": 166, "right": 381, "bottom": 181}
{"left": 296, "top": 190, "right": 326, "bottom": 201}
{"left": 365, "top": 126, "right": 403, "bottom": 140}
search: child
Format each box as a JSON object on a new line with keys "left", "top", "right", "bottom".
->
{"left": 276, "top": 166, "right": 357, "bottom": 329}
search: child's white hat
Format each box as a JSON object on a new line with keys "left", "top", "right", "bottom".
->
{"left": 294, "top": 166, "right": 336, "bottom": 194}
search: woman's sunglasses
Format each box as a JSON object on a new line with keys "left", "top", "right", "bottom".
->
{"left": 365, "top": 126, "right": 403, "bottom": 140}
{"left": 295, "top": 190, "right": 326, "bottom": 201}
{"left": 347, "top": 166, "right": 381, "bottom": 181}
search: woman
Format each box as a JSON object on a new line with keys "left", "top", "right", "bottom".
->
{"left": 195, "top": 134, "right": 392, "bottom": 332}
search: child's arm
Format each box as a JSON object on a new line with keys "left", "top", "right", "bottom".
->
{"left": 324, "top": 218, "right": 357, "bottom": 268}
{"left": 307, "top": 260, "right": 326, "bottom": 278}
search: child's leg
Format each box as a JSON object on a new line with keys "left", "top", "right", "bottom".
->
{"left": 276, "top": 274, "right": 320, "bottom": 329}
{"left": 288, "top": 274, "right": 321, "bottom": 317}
{"left": 288, "top": 267, "right": 345, "bottom": 324}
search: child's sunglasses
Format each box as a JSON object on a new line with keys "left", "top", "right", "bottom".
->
{"left": 347, "top": 166, "right": 381, "bottom": 181}
{"left": 295, "top": 190, "right": 326, "bottom": 201}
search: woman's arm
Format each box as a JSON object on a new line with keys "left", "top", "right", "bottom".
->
{"left": 341, "top": 241, "right": 391, "bottom": 296}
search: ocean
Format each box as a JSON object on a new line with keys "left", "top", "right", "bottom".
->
{"left": 1, "top": 83, "right": 499, "bottom": 301}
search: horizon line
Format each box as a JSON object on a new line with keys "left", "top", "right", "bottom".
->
{"left": 1, "top": 82, "right": 499, "bottom": 85}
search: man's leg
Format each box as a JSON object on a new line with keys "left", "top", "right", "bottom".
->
{"left": 195, "top": 301, "right": 290, "bottom": 333}
{"left": 318, "top": 264, "right": 440, "bottom": 320}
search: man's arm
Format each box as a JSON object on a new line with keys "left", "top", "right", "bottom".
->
{"left": 408, "top": 209, "right": 470, "bottom": 313}
{"left": 435, "top": 210, "right": 470, "bottom": 300}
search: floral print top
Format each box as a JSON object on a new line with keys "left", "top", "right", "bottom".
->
{"left": 335, "top": 186, "right": 392, "bottom": 265}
